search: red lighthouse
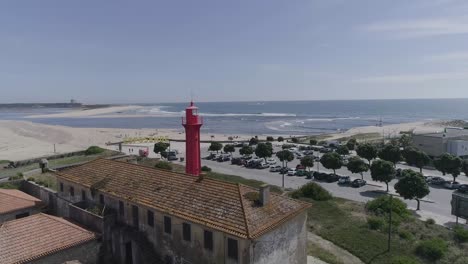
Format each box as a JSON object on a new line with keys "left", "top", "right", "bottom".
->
{"left": 182, "top": 101, "right": 203, "bottom": 176}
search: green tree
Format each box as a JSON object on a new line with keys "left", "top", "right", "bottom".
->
{"left": 208, "top": 142, "right": 223, "bottom": 153}
{"left": 291, "top": 137, "right": 299, "bottom": 143}
{"left": 356, "top": 143, "right": 378, "bottom": 165}
{"left": 394, "top": 170, "right": 430, "bottom": 210}
{"left": 346, "top": 156, "right": 369, "bottom": 180}
{"left": 346, "top": 138, "right": 357, "bottom": 151}
{"left": 277, "top": 136, "right": 284, "bottom": 142}
{"left": 403, "top": 148, "right": 431, "bottom": 174}
{"left": 463, "top": 160, "right": 468, "bottom": 176}
{"left": 320, "top": 152, "right": 342, "bottom": 176}
{"left": 310, "top": 139, "right": 318, "bottom": 145}
{"left": 255, "top": 143, "right": 273, "bottom": 162}
{"left": 336, "top": 145, "right": 350, "bottom": 156}
{"left": 153, "top": 142, "right": 170, "bottom": 159}
{"left": 378, "top": 144, "right": 402, "bottom": 166}
{"left": 266, "top": 136, "right": 274, "bottom": 141}
{"left": 370, "top": 159, "right": 395, "bottom": 192}
{"left": 434, "top": 153, "right": 462, "bottom": 182}
{"left": 223, "top": 144, "right": 235, "bottom": 155}
{"left": 399, "top": 134, "right": 413, "bottom": 148}
{"left": 276, "top": 150, "right": 294, "bottom": 166}
{"left": 249, "top": 137, "right": 259, "bottom": 146}
{"left": 239, "top": 146, "right": 253, "bottom": 157}
{"left": 300, "top": 156, "right": 314, "bottom": 172}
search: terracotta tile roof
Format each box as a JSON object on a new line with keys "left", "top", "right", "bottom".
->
{"left": 0, "top": 189, "right": 42, "bottom": 215}
{"left": 0, "top": 213, "right": 97, "bottom": 264}
{"left": 55, "top": 159, "right": 310, "bottom": 239}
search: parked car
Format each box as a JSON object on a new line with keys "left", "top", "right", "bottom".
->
{"left": 444, "top": 181, "right": 461, "bottom": 190}
{"left": 314, "top": 156, "right": 320, "bottom": 162}
{"left": 203, "top": 153, "right": 216, "bottom": 160}
{"left": 313, "top": 172, "right": 328, "bottom": 181}
{"left": 269, "top": 165, "right": 282, "bottom": 172}
{"left": 287, "top": 168, "right": 296, "bottom": 176}
{"left": 296, "top": 164, "right": 306, "bottom": 170}
{"left": 430, "top": 177, "right": 446, "bottom": 185}
{"left": 326, "top": 174, "right": 340, "bottom": 183}
{"left": 231, "top": 157, "right": 242, "bottom": 165}
{"left": 395, "top": 168, "right": 403, "bottom": 178}
{"left": 351, "top": 179, "right": 367, "bottom": 188}
{"left": 258, "top": 163, "right": 270, "bottom": 169}
{"left": 319, "top": 148, "right": 331, "bottom": 153}
{"left": 266, "top": 158, "right": 277, "bottom": 165}
{"left": 295, "top": 170, "right": 307, "bottom": 177}
{"left": 423, "top": 176, "right": 434, "bottom": 183}
{"left": 217, "top": 154, "right": 231, "bottom": 162}
{"left": 458, "top": 184, "right": 468, "bottom": 193}
{"left": 241, "top": 155, "right": 252, "bottom": 160}
{"left": 279, "top": 167, "right": 290, "bottom": 174}
{"left": 338, "top": 176, "right": 351, "bottom": 185}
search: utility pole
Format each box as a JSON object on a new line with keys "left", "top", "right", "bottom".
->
{"left": 53, "top": 144, "right": 56, "bottom": 153}
{"left": 387, "top": 194, "right": 393, "bottom": 252}
{"left": 282, "top": 160, "right": 285, "bottom": 189}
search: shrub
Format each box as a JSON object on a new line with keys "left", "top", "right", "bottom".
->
{"left": 366, "top": 195, "right": 410, "bottom": 220}
{"left": 27, "top": 177, "right": 35, "bottom": 182}
{"left": 415, "top": 238, "right": 448, "bottom": 261}
{"left": 85, "top": 146, "right": 105, "bottom": 155}
{"left": 154, "top": 161, "right": 173, "bottom": 171}
{"left": 266, "top": 136, "right": 274, "bottom": 141}
{"left": 291, "top": 137, "right": 299, "bottom": 143}
{"left": 398, "top": 230, "right": 414, "bottom": 240}
{"left": 425, "top": 218, "right": 436, "bottom": 225}
{"left": 277, "top": 136, "right": 284, "bottom": 142}
{"left": 201, "top": 166, "right": 212, "bottom": 172}
{"left": 290, "top": 182, "right": 332, "bottom": 201}
{"left": 9, "top": 173, "right": 23, "bottom": 181}
{"left": 367, "top": 216, "right": 385, "bottom": 230}
{"left": 454, "top": 225, "right": 468, "bottom": 243}
{"left": 391, "top": 256, "right": 421, "bottom": 264}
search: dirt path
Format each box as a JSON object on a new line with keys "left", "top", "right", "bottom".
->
{"left": 308, "top": 232, "right": 364, "bottom": 264}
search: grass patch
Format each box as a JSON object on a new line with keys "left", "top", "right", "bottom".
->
{"left": 304, "top": 197, "right": 466, "bottom": 264}
{"left": 0, "top": 181, "right": 21, "bottom": 189}
{"left": 0, "top": 160, "right": 11, "bottom": 164}
{"left": 26, "top": 172, "right": 57, "bottom": 190}
{"left": 308, "top": 243, "right": 343, "bottom": 264}
{"left": 334, "top": 133, "right": 382, "bottom": 142}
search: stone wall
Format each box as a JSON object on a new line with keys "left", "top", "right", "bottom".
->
{"left": 251, "top": 212, "right": 308, "bottom": 264}
{"left": 0, "top": 207, "right": 42, "bottom": 224}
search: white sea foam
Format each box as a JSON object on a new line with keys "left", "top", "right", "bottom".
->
{"left": 137, "top": 106, "right": 296, "bottom": 117}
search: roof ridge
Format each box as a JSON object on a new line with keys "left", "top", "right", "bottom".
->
{"left": 238, "top": 183, "right": 251, "bottom": 238}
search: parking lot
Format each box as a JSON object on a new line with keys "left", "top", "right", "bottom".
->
{"left": 197, "top": 143, "right": 466, "bottom": 225}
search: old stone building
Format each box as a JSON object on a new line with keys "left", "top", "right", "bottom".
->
{"left": 0, "top": 213, "right": 99, "bottom": 264}
{"left": 55, "top": 158, "right": 310, "bottom": 264}
{"left": 0, "top": 189, "right": 44, "bottom": 223}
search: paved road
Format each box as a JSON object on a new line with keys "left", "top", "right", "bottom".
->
{"left": 198, "top": 147, "right": 467, "bottom": 226}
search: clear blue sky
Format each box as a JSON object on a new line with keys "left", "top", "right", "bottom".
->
{"left": 2, "top": 0, "right": 468, "bottom": 103}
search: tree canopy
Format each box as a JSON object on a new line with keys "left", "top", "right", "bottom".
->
{"left": 346, "top": 138, "right": 357, "bottom": 151}
{"left": 276, "top": 150, "right": 294, "bottom": 163}
{"left": 434, "top": 153, "right": 462, "bottom": 182}
{"left": 463, "top": 160, "right": 468, "bottom": 177}
{"left": 153, "top": 142, "right": 170, "bottom": 159}
{"left": 398, "top": 134, "right": 413, "bottom": 148}
{"left": 320, "top": 152, "right": 342, "bottom": 175}
{"left": 266, "top": 136, "right": 274, "bottom": 142}
{"left": 223, "top": 144, "right": 235, "bottom": 154}
{"left": 394, "top": 170, "right": 430, "bottom": 210}
{"left": 310, "top": 139, "right": 318, "bottom": 145}
{"left": 249, "top": 137, "right": 259, "bottom": 146}
{"left": 346, "top": 156, "right": 369, "bottom": 179}
{"left": 208, "top": 142, "right": 223, "bottom": 153}
{"left": 239, "top": 146, "right": 253, "bottom": 156}
{"left": 277, "top": 136, "right": 284, "bottom": 142}
{"left": 370, "top": 159, "right": 395, "bottom": 192}
{"left": 300, "top": 156, "right": 314, "bottom": 171}
{"left": 356, "top": 143, "right": 378, "bottom": 165}
{"left": 403, "top": 147, "right": 431, "bottom": 173}
{"left": 378, "top": 144, "right": 402, "bottom": 165}
{"left": 336, "top": 145, "right": 350, "bottom": 156}
{"left": 255, "top": 143, "right": 273, "bottom": 162}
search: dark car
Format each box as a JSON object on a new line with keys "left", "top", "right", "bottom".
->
{"left": 296, "top": 164, "right": 306, "bottom": 170}
{"left": 279, "top": 167, "right": 290, "bottom": 174}
{"left": 395, "top": 168, "right": 402, "bottom": 178}
{"left": 295, "top": 170, "right": 307, "bottom": 177}
{"left": 231, "top": 157, "right": 242, "bottom": 165}
{"left": 430, "top": 177, "right": 446, "bottom": 185}
{"left": 338, "top": 176, "right": 351, "bottom": 185}
{"left": 351, "top": 179, "right": 367, "bottom": 188}
{"left": 458, "top": 184, "right": 468, "bottom": 193}
{"left": 326, "top": 174, "right": 340, "bottom": 183}
{"left": 319, "top": 148, "right": 332, "bottom": 154}
{"left": 203, "top": 153, "right": 216, "bottom": 160}
{"left": 313, "top": 172, "right": 328, "bottom": 181}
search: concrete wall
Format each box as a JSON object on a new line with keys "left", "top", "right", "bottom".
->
{"left": 0, "top": 207, "right": 42, "bottom": 224}
{"left": 447, "top": 140, "right": 468, "bottom": 157}
{"left": 30, "top": 240, "right": 100, "bottom": 264}
{"left": 413, "top": 135, "right": 446, "bottom": 157}
{"left": 69, "top": 201, "right": 105, "bottom": 233}
{"left": 251, "top": 212, "right": 307, "bottom": 264}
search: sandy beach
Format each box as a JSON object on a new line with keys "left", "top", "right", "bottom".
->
{"left": 0, "top": 118, "right": 445, "bottom": 161}
{"left": 25, "top": 105, "right": 145, "bottom": 118}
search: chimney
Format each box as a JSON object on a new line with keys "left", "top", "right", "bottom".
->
{"left": 259, "top": 184, "right": 270, "bottom": 206}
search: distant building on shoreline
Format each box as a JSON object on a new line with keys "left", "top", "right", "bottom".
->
{"left": 413, "top": 127, "right": 468, "bottom": 157}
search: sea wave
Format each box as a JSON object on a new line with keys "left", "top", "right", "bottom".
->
{"left": 136, "top": 106, "right": 296, "bottom": 117}
{"left": 305, "top": 117, "right": 361, "bottom": 122}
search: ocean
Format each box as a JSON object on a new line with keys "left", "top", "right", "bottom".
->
{"left": 1, "top": 99, "right": 468, "bottom": 135}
